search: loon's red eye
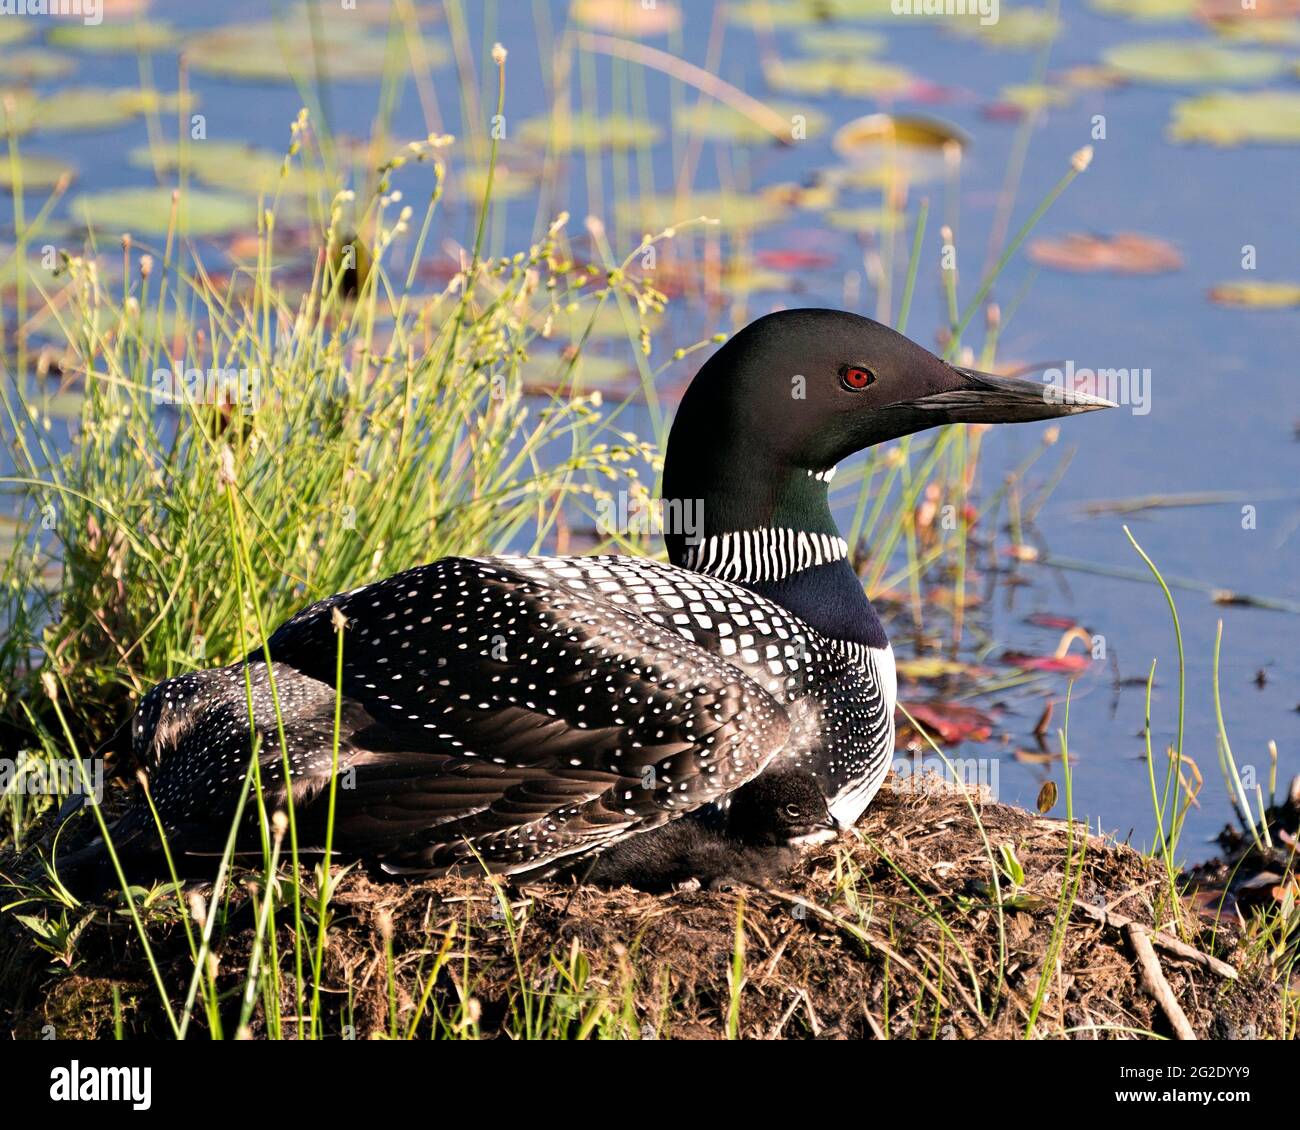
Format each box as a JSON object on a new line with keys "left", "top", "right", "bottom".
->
{"left": 841, "top": 365, "right": 875, "bottom": 391}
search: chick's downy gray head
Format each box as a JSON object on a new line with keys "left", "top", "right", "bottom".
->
{"left": 727, "top": 769, "right": 838, "bottom": 847}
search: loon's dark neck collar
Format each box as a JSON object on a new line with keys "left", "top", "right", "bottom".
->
{"left": 662, "top": 424, "right": 886, "bottom": 650}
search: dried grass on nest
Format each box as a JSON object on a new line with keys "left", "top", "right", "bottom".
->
{"left": 1, "top": 775, "right": 1285, "bottom": 1040}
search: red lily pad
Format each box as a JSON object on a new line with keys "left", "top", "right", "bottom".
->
{"left": 902, "top": 701, "right": 996, "bottom": 745}
{"left": 1025, "top": 612, "right": 1079, "bottom": 630}
{"left": 1003, "top": 652, "right": 1091, "bottom": 674}
{"left": 756, "top": 249, "right": 837, "bottom": 271}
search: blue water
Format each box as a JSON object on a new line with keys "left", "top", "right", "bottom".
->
{"left": 3, "top": 0, "right": 1296, "bottom": 860}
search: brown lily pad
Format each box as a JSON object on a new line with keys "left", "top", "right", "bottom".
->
{"left": 1208, "top": 281, "right": 1300, "bottom": 308}
{"left": 1028, "top": 232, "right": 1183, "bottom": 274}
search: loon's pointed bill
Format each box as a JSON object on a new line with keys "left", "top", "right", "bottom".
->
{"left": 57, "top": 308, "right": 1112, "bottom": 891}
{"left": 909, "top": 364, "right": 1119, "bottom": 422}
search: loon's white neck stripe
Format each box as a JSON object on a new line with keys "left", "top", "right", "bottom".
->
{"left": 682, "top": 526, "right": 850, "bottom": 584}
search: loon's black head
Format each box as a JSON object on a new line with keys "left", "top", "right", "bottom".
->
{"left": 727, "top": 769, "right": 838, "bottom": 847}
{"left": 667, "top": 308, "right": 1112, "bottom": 483}
{"left": 662, "top": 308, "right": 1113, "bottom": 569}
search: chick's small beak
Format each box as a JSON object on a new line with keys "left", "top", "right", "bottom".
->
{"left": 790, "top": 812, "right": 840, "bottom": 846}
{"left": 914, "top": 364, "right": 1117, "bottom": 424}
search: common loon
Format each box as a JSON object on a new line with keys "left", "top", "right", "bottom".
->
{"left": 57, "top": 309, "right": 1112, "bottom": 887}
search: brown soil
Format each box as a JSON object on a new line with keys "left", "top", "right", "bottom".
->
{"left": 0, "top": 777, "right": 1286, "bottom": 1040}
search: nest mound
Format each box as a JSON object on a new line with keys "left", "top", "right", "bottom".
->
{"left": 0, "top": 780, "right": 1285, "bottom": 1040}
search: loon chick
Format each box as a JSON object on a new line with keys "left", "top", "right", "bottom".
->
{"left": 584, "top": 769, "right": 836, "bottom": 893}
{"left": 57, "top": 309, "right": 1113, "bottom": 889}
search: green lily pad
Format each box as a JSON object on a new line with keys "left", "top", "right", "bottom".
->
{"left": 1090, "top": 0, "right": 1198, "bottom": 19}
{"left": 795, "top": 28, "right": 888, "bottom": 54}
{"left": 128, "top": 142, "right": 315, "bottom": 198}
{"left": 616, "top": 190, "right": 788, "bottom": 233}
{"left": 719, "top": 261, "right": 792, "bottom": 294}
{"left": 0, "top": 88, "right": 132, "bottom": 134}
{"left": 186, "top": 18, "right": 434, "bottom": 82}
{"left": 460, "top": 163, "right": 540, "bottom": 201}
{"left": 728, "top": 1, "right": 825, "bottom": 28}
{"left": 824, "top": 207, "right": 903, "bottom": 232}
{"left": 675, "top": 100, "right": 827, "bottom": 144}
{"left": 1212, "top": 18, "right": 1300, "bottom": 44}
{"left": 0, "top": 87, "right": 194, "bottom": 134}
{"left": 947, "top": 10, "right": 1062, "bottom": 49}
{"left": 0, "top": 21, "right": 32, "bottom": 48}
{"left": 999, "top": 84, "right": 1073, "bottom": 111}
{"left": 765, "top": 58, "right": 914, "bottom": 98}
{"left": 1169, "top": 89, "right": 1300, "bottom": 143}
{"left": 522, "top": 351, "right": 634, "bottom": 393}
{"left": 49, "top": 21, "right": 179, "bottom": 53}
{"left": 826, "top": 0, "right": 911, "bottom": 18}
{"left": 518, "top": 113, "right": 663, "bottom": 153}
{"left": 72, "top": 187, "right": 254, "bottom": 237}
{"left": 0, "top": 153, "right": 75, "bottom": 190}
{"left": 0, "top": 49, "right": 75, "bottom": 81}
{"left": 1208, "top": 281, "right": 1300, "bottom": 308}
{"left": 1103, "top": 40, "right": 1285, "bottom": 84}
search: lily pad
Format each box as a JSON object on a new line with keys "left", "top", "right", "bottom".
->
{"left": 518, "top": 113, "right": 663, "bottom": 152}
{"left": 947, "top": 10, "right": 1062, "bottom": 49}
{"left": 0, "top": 153, "right": 75, "bottom": 190}
{"left": 0, "top": 87, "right": 193, "bottom": 134}
{"left": 717, "top": 260, "right": 793, "bottom": 294}
{"left": 1089, "top": 0, "right": 1198, "bottom": 19}
{"left": 832, "top": 113, "right": 966, "bottom": 183}
{"left": 1170, "top": 90, "right": 1300, "bottom": 143}
{"left": 824, "top": 207, "right": 903, "bottom": 232}
{"left": 795, "top": 28, "right": 888, "bottom": 54}
{"left": 765, "top": 58, "right": 914, "bottom": 98}
{"left": 72, "top": 187, "right": 253, "bottom": 237}
{"left": 675, "top": 100, "right": 826, "bottom": 144}
{"left": 1211, "top": 17, "right": 1300, "bottom": 44}
{"left": 0, "top": 49, "right": 75, "bottom": 81}
{"left": 1208, "top": 281, "right": 1300, "bottom": 308}
{"left": 128, "top": 142, "right": 315, "bottom": 198}
{"left": 460, "top": 163, "right": 540, "bottom": 202}
{"left": 998, "top": 84, "right": 1074, "bottom": 112}
{"left": 728, "top": 1, "right": 825, "bottom": 28}
{"left": 616, "top": 190, "right": 788, "bottom": 233}
{"left": 522, "top": 351, "right": 634, "bottom": 394}
{"left": 186, "top": 19, "right": 432, "bottom": 82}
{"left": 0, "top": 22, "right": 33, "bottom": 48}
{"left": 49, "top": 21, "right": 178, "bottom": 53}
{"left": 1103, "top": 40, "right": 1285, "bottom": 84}
{"left": 571, "top": 0, "right": 681, "bottom": 34}
{"left": 1028, "top": 232, "right": 1183, "bottom": 274}
{"left": 829, "top": 0, "right": 916, "bottom": 18}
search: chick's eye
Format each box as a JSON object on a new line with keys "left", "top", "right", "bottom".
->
{"left": 840, "top": 365, "right": 875, "bottom": 391}
{"left": 784, "top": 804, "right": 802, "bottom": 819}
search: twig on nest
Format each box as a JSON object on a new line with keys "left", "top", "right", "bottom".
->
{"left": 1124, "top": 921, "right": 1197, "bottom": 1041}
{"left": 1072, "top": 901, "right": 1237, "bottom": 980}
